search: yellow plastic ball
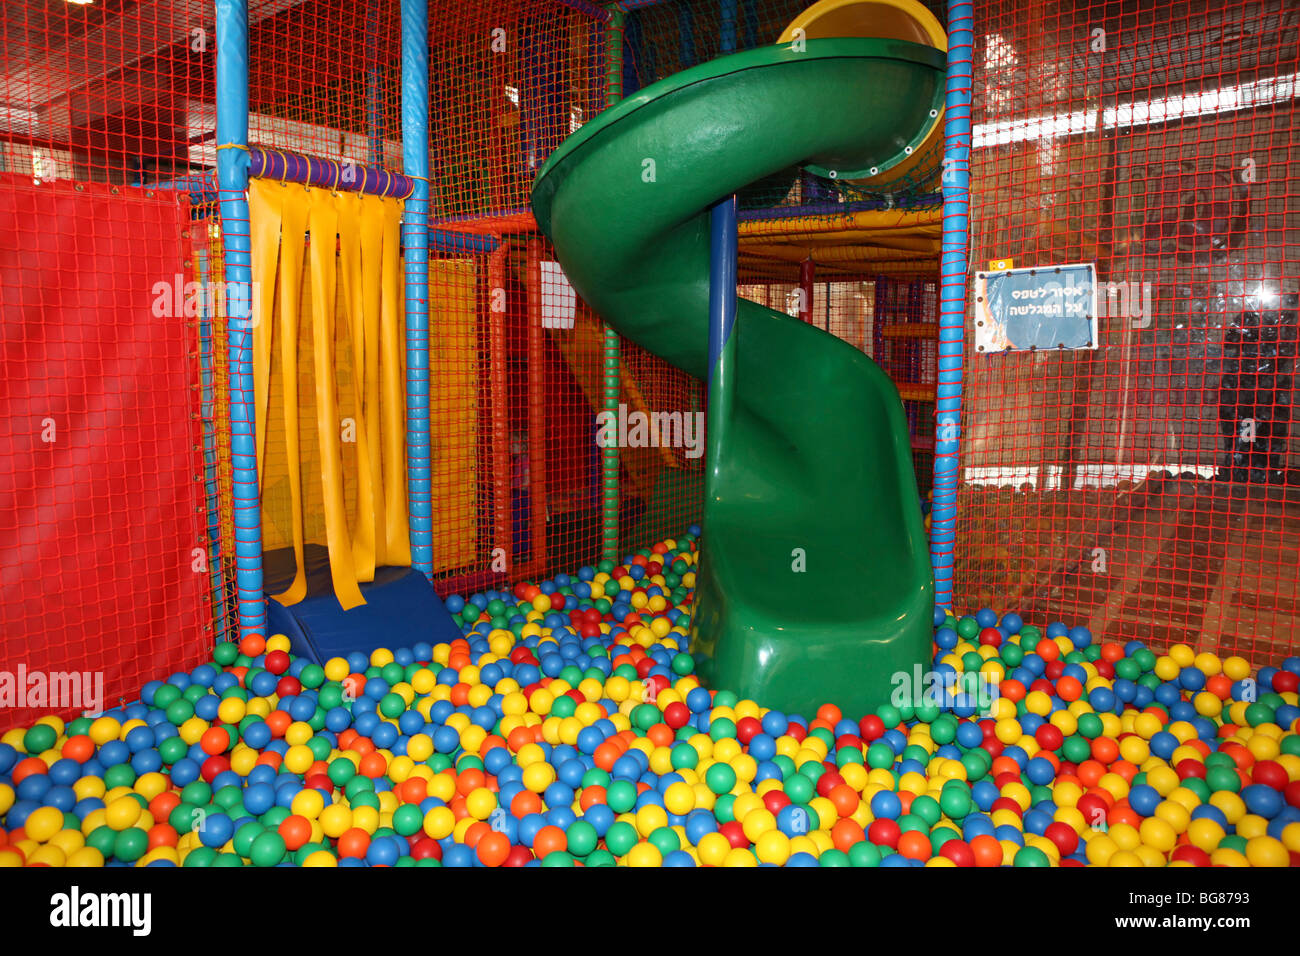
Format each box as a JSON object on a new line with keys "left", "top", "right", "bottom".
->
{"left": 754, "top": 830, "right": 791, "bottom": 865}
{"left": 696, "top": 832, "right": 731, "bottom": 866}
{"left": 23, "top": 806, "right": 65, "bottom": 843}
{"left": 104, "top": 795, "right": 142, "bottom": 831}
{"left": 319, "top": 804, "right": 352, "bottom": 838}
{"left": 1222, "top": 656, "right": 1251, "bottom": 681}
{"left": 66, "top": 846, "right": 105, "bottom": 868}
{"left": 1138, "top": 817, "right": 1177, "bottom": 853}
{"left": 28, "top": 844, "right": 67, "bottom": 867}
{"left": 1243, "top": 835, "right": 1288, "bottom": 867}
{"left": 664, "top": 781, "right": 695, "bottom": 816}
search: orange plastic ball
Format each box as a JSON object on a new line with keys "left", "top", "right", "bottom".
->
{"left": 898, "top": 830, "right": 932, "bottom": 861}
{"left": 531, "top": 825, "right": 567, "bottom": 859}
{"left": 971, "top": 834, "right": 1003, "bottom": 867}
{"left": 239, "top": 634, "right": 266, "bottom": 657}
{"left": 277, "top": 814, "right": 313, "bottom": 851}
{"left": 476, "top": 831, "right": 510, "bottom": 866}
{"left": 831, "top": 818, "right": 865, "bottom": 852}
{"left": 336, "top": 828, "right": 370, "bottom": 858}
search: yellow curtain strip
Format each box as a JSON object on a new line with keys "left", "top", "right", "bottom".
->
{"left": 336, "top": 192, "right": 377, "bottom": 582}
{"left": 358, "top": 196, "right": 387, "bottom": 568}
{"left": 305, "top": 188, "right": 365, "bottom": 611}
{"left": 270, "top": 185, "right": 312, "bottom": 606}
{"left": 380, "top": 197, "right": 412, "bottom": 566}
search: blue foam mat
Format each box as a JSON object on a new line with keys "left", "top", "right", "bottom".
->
{"left": 263, "top": 546, "right": 465, "bottom": 664}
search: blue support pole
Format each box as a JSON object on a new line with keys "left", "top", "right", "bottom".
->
{"left": 930, "top": 0, "right": 973, "bottom": 614}
{"left": 706, "top": 196, "right": 738, "bottom": 405}
{"left": 402, "top": 0, "right": 433, "bottom": 578}
{"left": 719, "top": 0, "right": 737, "bottom": 57}
{"left": 214, "top": 0, "right": 265, "bottom": 638}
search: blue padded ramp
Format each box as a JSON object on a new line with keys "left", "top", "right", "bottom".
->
{"left": 263, "top": 546, "right": 466, "bottom": 664}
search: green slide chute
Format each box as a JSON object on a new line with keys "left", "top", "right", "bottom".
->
{"left": 531, "top": 36, "right": 944, "bottom": 717}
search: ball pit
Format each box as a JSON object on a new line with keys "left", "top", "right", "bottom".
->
{"left": 1, "top": 525, "right": 1298, "bottom": 868}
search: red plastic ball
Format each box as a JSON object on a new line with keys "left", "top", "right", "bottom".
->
{"left": 200, "top": 755, "right": 231, "bottom": 783}
{"left": 815, "top": 771, "right": 844, "bottom": 798}
{"left": 1251, "top": 760, "right": 1288, "bottom": 790}
{"left": 736, "top": 717, "right": 762, "bottom": 744}
{"left": 663, "top": 702, "right": 690, "bottom": 729}
{"left": 867, "top": 818, "right": 901, "bottom": 849}
{"left": 859, "top": 715, "right": 885, "bottom": 741}
{"left": 719, "top": 821, "right": 749, "bottom": 849}
{"left": 1271, "top": 670, "right": 1299, "bottom": 694}
{"left": 978, "top": 627, "right": 1002, "bottom": 647}
{"left": 939, "top": 838, "right": 976, "bottom": 866}
{"left": 1171, "top": 844, "right": 1211, "bottom": 866}
{"left": 762, "top": 790, "right": 791, "bottom": 815}
{"left": 503, "top": 845, "right": 534, "bottom": 867}
{"left": 275, "top": 675, "right": 302, "bottom": 697}
{"left": 409, "top": 837, "right": 442, "bottom": 861}
{"left": 264, "top": 650, "right": 291, "bottom": 675}
{"left": 1035, "top": 724, "right": 1064, "bottom": 751}
{"left": 1044, "top": 821, "right": 1079, "bottom": 856}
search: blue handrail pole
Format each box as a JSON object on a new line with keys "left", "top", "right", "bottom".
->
{"left": 930, "top": 0, "right": 974, "bottom": 614}
{"left": 402, "top": 0, "right": 434, "bottom": 578}
{"left": 706, "top": 196, "right": 738, "bottom": 474}
{"left": 215, "top": 0, "right": 265, "bottom": 638}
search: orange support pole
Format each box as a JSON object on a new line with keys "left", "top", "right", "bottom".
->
{"left": 525, "top": 238, "right": 549, "bottom": 576}
{"left": 488, "top": 241, "right": 512, "bottom": 578}
{"left": 799, "top": 257, "right": 815, "bottom": 324}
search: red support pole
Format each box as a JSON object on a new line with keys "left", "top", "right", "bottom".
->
{"left": 799, "top": 257, "right": 815, "bottom": 324}
{"left": 488, "top": 241, "right": 512, "bottom": 579}
{"left": 525, "top": 239, "right": 549, "bottom": 577}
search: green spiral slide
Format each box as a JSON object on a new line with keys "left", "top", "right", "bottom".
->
{"left": 530, "top": 34, "right": 944, "bottom": 717}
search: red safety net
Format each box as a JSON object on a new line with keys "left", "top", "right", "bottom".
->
{"left": 0, "top": 2, "right": 221, "bottom": 727}
{"left": 0, "top": 176, "right": 209, "bottom": 729}
{"left": 954, "top": 0, "right": 1300, "bottom": 666}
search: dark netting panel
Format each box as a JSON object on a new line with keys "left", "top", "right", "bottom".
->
{"left": 739, "top": 270, "right": 940, "bottom": 498}
{"left": 623, "top": 0, "right": 948, "bottom": 212}
{"left": 953, "top": 0, "right": 1300, "bottom": 666}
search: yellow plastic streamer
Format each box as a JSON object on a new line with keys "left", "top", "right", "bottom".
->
{"left": 380, "top": 197, "right": 412, "bottom": 564}
{"left": 336, "top": 191, "right": 377, "bottom": 582}
{"left": 359, "top": 196, "right": 387, "bottom": 567}
{"left": 306, "top": 188, "right": 365, "bottom": 611}
{"left": 270, "top": 185, "right": 312, "bottom": 606}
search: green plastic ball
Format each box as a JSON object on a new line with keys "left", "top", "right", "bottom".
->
{"left": 565, "top": 820, "right": 598, "bottom": 858}
{"left": 249, "top": 831, "right": 286, "bottom": 867}
{"left": 23, "top": 723, "right": 57, "bottom": 754}
{"left": 705, "top": 762, "right": 737, "bottom": 795}
{"left": 604, "top": 821, "right": 638, "bottom": 856}
{"left": 113, "top": 828, "right": 149, "bottom": 862}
